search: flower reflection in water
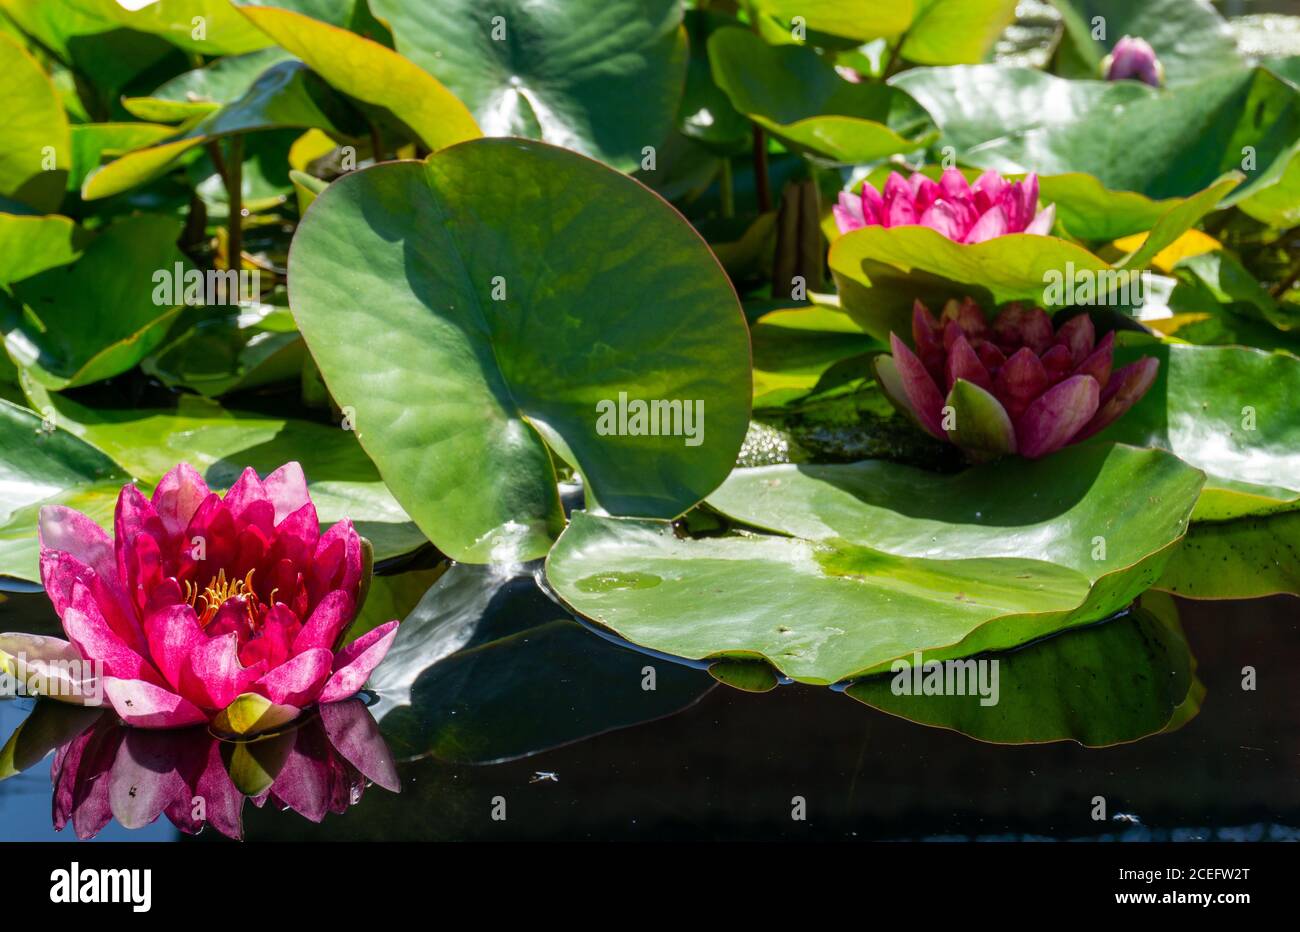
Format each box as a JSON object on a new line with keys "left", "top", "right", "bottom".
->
{"left": 49, "top": 698, "right": 397, "bottom": 840}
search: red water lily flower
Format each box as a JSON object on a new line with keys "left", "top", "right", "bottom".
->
{"left": 834, "top": 168, "right": 1056, "bottom": 242}
{"left": 876, "top": 298, "right": 1159, "bottom": 460}
{"left": 25, "top": 462, "right": 398, "bottom": 732}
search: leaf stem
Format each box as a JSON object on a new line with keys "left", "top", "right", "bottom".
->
{"left": 226, "top": 136, "right": 243, "bottom": 272}
{"left": 752, "top": 127, "right": 771, "bottom": 214}
{"left": 720, "top": 157, "right": 734, "bottom": 218}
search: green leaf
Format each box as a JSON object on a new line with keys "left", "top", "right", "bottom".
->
{"left": 547, "top": 444, "right": 1205, "bottom": 685}
{"left": 0, "top": 702, "right": 103, "bottom": 781}
{"left": 944, "top": 377, "right": 1015, "bottom": 460}
{"left": 236, "top": 3, "right": 482, "bottom": 153}
{"left": 751, "top": 305, "right": 880, "bottom": 409}
{"left": 708, "top": 658, "right": 780, "bottom": 693}
{"left": 901, "top": 0, "right": 1019, "bottom": 66}
{"left": 0, "top": 212, "right": 89, "bottom": 285}
{"left": 288, "top": 139, "right": 752, "bottom": 563}
{"left": 0, "top": 32, "right": 70, "bottom": 212}
{"left": 709, "top": 27, "right": 935, "bottom": 163}
{"left": 1158, "top": 511, "right": 1300, "bottom": 600}
{"left": 98, "top": 0, "right": 275, "bottom": 56}
{"left": 213, "top": 691, "right": 300, "bottom": 737}
{"left": 1237, "top": 149, "right": 1300, "bottom": 229}
{"left": 1051, "top": 0, "right": 1242, "bottom": 87}
{"left": 19, "top": 386, "right": 427, "bottom": 568}
{"left": 67, "top": 122, "right": 176, "bottom": 191}
{"left": 678, "top": 10, "right": 750, "bottom": 152}
{"left": 1097, "top": 340, "right": 1300, "bottom": 521}
{"left": 0, "top": 398, "right": 128, "bottom": 583}
{"left": 2, "top": 214, "right": 186, "bottom": 390}
{"left": 370, "top": 561, "right": 714, "bottom": 763}
{"left": 751, "top": 0, "right": 914, "bottom": 42}
{"left": 83, "top": 60, "right": 365, "bottom": 200}
{"left": 141, "top": 304, "right": 305, "bottom": 398}
{"left": 829, "top": 226, "right": 1110, "bottom": 341}
{"left": 368, "top": 0, "right": 685, "bottom": 172}
{"left": 123, "top": 47, "right": 296, "bottom": 122}
{"left": 846, "top": 602, "right": 1197, "bottom": 746}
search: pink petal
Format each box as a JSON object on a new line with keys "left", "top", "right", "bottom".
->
{"left": 39, "top": 505, "right": 116, "bottom": 587}
{"left": 1074, "top": 356, "right": 1160, "bottom": 442}
{"left": 150, "top": 463, "right": 209, "bottom": 542}
{"left": 1041, "top": 344, "right": 1074, "bottom": 383}
{"left": 62, "top": 581, "right": 158, "bottom": 683}
{"left": 964, "top": 205, "right": 1009, "bottom": 243}
{"left": 221, "top": 466, "right": 269, "bottom": 519}
{"left": 256, "top": 647, "right": 333, "bottom": 706}
{"left": 1015, "top": 374, "right": 1101, "bottom": 458}
{"left": 319, "top": 700, "right": 400, "bottom": 793}
{"left": 918, "top": 200, "right": 967, "bottom": 241}
{"left": 939, "top": 168, "right": 972, "bottom": 204}
{"left": 308, "top": 520, "right": 363, "bottom": 605}
{"left": 889, "top": 333, "right": 947, "bottom": 440}
{"left": 993, "top": 347, "right": 1049, "bottom": 420}
{"left": 833, "top": 191, "right": 865, "bottom": 233}
{"left": 910, "top": 174, "right": 941, "bottom": 214}
{"left": 319, "top": 621, "right": 398, "bottom": 704}
{"left": 181, "top": 632, "right": 265, "bottom": 710}
{"left": 860, "top": 182, "right": 883, "bottom": 225}
{"left": 103, "top": 677, "right": 208, "bottom": 728}
{"left": 882, "top": 172, "right": 916, "bottom": 226}
{"left": 143, "top": 603, "right": 205, "bottom": 692}
{"left": 1074, "top": 331, "right": 1115, "bottom": 387}
{"left": 109, "top": 729, "right": 188, "bottom": 829}
{"left": 292, "top": 589, "right": 356, "bottom": 654}
{"left": 1024, "top": 203, "right": 1056, "bottom": 236}
{"left": 238, "top": 602, "right": 302, "bottom": 669}
{"left": 971, "top": 170, "right": 1008, "bottom": 214}
{"left": 1056, "top": 313, "right": 1096, "bottom": 364}
{"left": 263, "top": 462, "right": 310, "bottom": 525}
{"left": 945, "top": 334, "right": 993, "bottom": 392}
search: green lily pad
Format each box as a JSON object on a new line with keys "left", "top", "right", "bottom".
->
{"left": 1157, "top": 511, "right": 1300, "bottom": 600}
{"left": 368, "top": 0, "right": 685, "bottom": 172}
{"left": 122, "top": 47, "right": 296, "bottom": 122}
{"left": 900, "top": 0, "right": 1019, "bottom": 66}
{"left": 1098, "top": 340, "right": 1300, "bottom": 521}
{"left": 0, "top": 32, "right": 70, "bottom": 212}
{"left": 0, "top": 212, "right": 88, "bottom": 285}
{"left": 2, "top": 214, "right": 187, "bottom": 390}
{"left": 1237, "top": 148, "right": 1300, "bottom": 229}
{"left": 236, "top": 4, "right": 480, "bottom": 153}
{"left": 98, "top": 0, "right": 275, "bottom": 56}
{"left": 678, "top": 10, "right": 750, "bottom": 152}
{"left": 709, "top": 27, "right": 935, "bottom": 164}
{"left": 288, "top": 138, "right": 752, "bottom": 564}
{"left": 846, "top": 600, "right": 1198, "bottom": 746}
{"left": 370, "top": 561, "right": 714, "bottom": 763}
{"left": 18, "top": 385, "right": 427, "bottom": 568}
{"left": 751, "top": 0, "right": 913, "bottom": 43}
{"left": 67, "top": 122, "right": 176, "bottom": 191}
{"left": 0, "top": 398, "right": 128, "bottom": 583}
{"left": 1051, "top": 0, "right": 1242, "bottom": 86}
{"left": 83, "top": 59, "right": 365, "bottom": 200}
{"left": 751, "top": 305, "right": 880, "bottom": 409}
{"left": 547, "top": 444, "right": 1205, "bottom": 685}
{"left": 708, "top": 658, "right": 780, "bottom": 693}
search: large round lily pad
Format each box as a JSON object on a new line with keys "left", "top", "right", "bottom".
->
{"left": 368, "top": 0, "right": 686, "bottom": 172}
{"left": 546, "top": 444, "right": 1205, "bottom": 685}
{"left": 288, "top": 138, "right": 752, "bottom": 564}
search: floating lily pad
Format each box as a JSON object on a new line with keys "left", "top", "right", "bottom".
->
{"left": 1157, "top": 511, "right": 1300, "bottom": 599}
{"left": 709, "top": 27, "right": 934, "bottom": 164}
{"left": 236, "top": 4, "right": 480, "bottom": 153}
{"left": 2, "top": 214, "right": 187, "bottom": 389}
{"left": 0, "top": 398, "right": 128, "bottom": 583}
{"left": 750, "top": 0, "right": 913, "bottom": 43}
{"left": 547, "top": 444, "right": 1205, "bottom": 685}
{"left": 751, "top": 305, "right": 880, "bottom": 408}
{"left": 0, "top": 213, "right": 88, "bottom": 285}
{"left": 0, "top": 701, "right": 104, "bottom": 780}
{"left": 369, "top": 561, "right": 714, "bottom": 763}
{"left": 846, "top": 601, "right": 1198, "bottom": 746}
{"left": 900, "top": 0, "right": 1019, "bottom": 66}
{"left": 288, "top": 138, "right": 752, "bottom": 563}
{"left": 369, "top": 0, "right": 685, "bottom": 172}
{"left": 0, "top": 32, "right": 69, "bottom": 212}
{"left": 1098, "top": 340, "right": 1300, "bottom": 520}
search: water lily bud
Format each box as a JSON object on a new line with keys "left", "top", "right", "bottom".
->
{"left": 874, "top": 300, "right": 1159, "bottom": 461}
{"left": 1103, "top": 36, "right": 1164, "bottom": 88}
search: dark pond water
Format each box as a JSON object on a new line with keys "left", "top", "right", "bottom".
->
{"left": 1, "top": 574, "right": 1296, "bottom": 842}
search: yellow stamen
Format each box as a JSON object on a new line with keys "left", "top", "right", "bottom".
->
{"left": 184, "top": 568, "right": 263, "bottom": 629}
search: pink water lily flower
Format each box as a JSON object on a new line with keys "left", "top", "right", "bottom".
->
{"left": 21, "top": 462, "right": 397, "bottom": 733}
{"left": 876, "top": 298, "right": 1159, "bottom": 460}
{"left": 834, "top": 168, "right": 1057, "bottom": 242}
